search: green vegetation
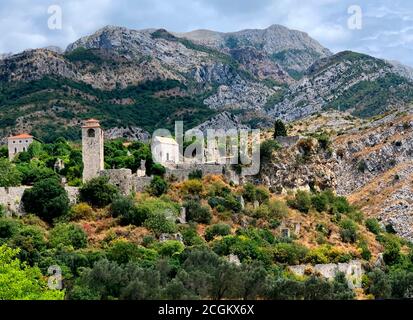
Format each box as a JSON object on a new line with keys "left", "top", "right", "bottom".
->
{"left": 273, "top": 119, "right": 287, "bottom": 138}
{"left": 0, "top": 77, "right": 216, "bottom": 141}
{"left": 79, "top": 176, "right": 120, "bottom": 208}
{"left": 0, "top": 245, "right": 64, "bottom": 300}
{"left": 22, "top": 178, "right": 70, "bottom": 223}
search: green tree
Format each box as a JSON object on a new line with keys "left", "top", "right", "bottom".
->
{"left": 79, "top": 176, "right": 119, "bottom": 208}
{"left": 184, "top": 200, "right": 212, "bottom": 224}
{"left": 148, "top": 176, "right": 168, "bottom": 196}
{"left": 0, "top": 158, "right": 22, "bottom": 187}
{"left": 22, "top": 178, "right": 69, "bottom": 223}
{"left": 49, "top": 223, "right": 88, "bottom": 249}
{"left": 274, "top": 119, "right": 287, "bottom": 138}
{"left": 0, "top": 244, "right": 64, "bottom": 300}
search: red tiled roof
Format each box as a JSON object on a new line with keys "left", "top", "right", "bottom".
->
{"left": 8, "top": 133, "right": 33, "bottom": 139}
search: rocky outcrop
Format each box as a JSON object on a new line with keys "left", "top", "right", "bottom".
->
{"left": 192, "top": 111, "right": 249, "bottom": 133}
{"left": 267, "top": 51, "right": 413, "bottom": 121}
{"left": 104, "top": 126, "right": 151, "bottom": 142}
{"left": 229, "top": 47, "right": 293, "bottom": 83}
{"left": 177, "top": 24, "right": 331, "bottom": 74}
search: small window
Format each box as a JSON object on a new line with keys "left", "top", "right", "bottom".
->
{"left": 23, "top": 147, "right": 26, "bottom": 152}
{"left": 166, "top": 153, "right": 170, "bottom": 161}
{"left": 12, "top": 141, "right": 15, "bottom": 144}
{"left": 14, "top": 147, "right": 17, "bottom": 154}
{"left": 19, "top": 140, "right": 22, "bottom": 143}
{"left": 26, "top": 140, "right": 28, "bottom": 143}
{"left": 87, "top": 129, "right": 95, "bottom": 138}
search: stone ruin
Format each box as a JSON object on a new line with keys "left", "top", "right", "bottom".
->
{"left": 288, "top": 260, "right": 364, "bottom": 289}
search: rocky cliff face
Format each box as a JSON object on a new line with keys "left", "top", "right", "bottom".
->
{"left": 266, "top": 51, "right": 413, "bottom": 121}
{"left": 177, "top": 24, "right": 332, "bottom": 75}
{"left": 258, "top": 108, "right": 413, "bottom": 242}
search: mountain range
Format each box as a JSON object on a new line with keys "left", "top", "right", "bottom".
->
{"left": 0, "top": 24, "right": 412, "bottom": 143}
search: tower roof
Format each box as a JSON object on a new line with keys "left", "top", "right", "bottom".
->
{"left": 8, "top": 133, "right": 33, "bottom": 140}
{"left": 82, "top": 118, "right": 101, "bottom": 128}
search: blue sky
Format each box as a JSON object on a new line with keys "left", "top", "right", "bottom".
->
{"left": 1, "top": 0, "right": 412, "bottom": 66}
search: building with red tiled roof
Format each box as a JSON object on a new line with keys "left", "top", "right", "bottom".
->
{"left": 7, "top": 133, "right": 34, "bottom": 160}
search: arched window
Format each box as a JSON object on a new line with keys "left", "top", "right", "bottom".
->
{"left": 14, "top": 147, "right": 17, "bottom": 154}
{"left": 87, "top": 129, "right": 95, "bottom": 137}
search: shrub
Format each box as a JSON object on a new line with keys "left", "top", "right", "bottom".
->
{"left": 22, "top": 178, "right": 69, "bottom": 223}
{"left": 260, "top": 140, "right": 280, "bottom": 160}
{"left": 188, "top": 170, "right": 203, "bottom": 180}
{"left": 358, "top": 240, "right": 372, "bottom": 261}
{"left": 70, "top": 203, "right": 94, "bottom": 220}
{"left": 184, "top": 200, "right": 212, "bottom": 224}
{"left": 383, "top": 237, "right": 401, "bottom": 266}
{"left": 107, "top": 240, "right": 158, "bottom": 265}
{"left": 205, "top": 224, "right": 231, "bottom": 241}
{"left": 79, "top": 176, "right": 119, "bottom": 208}
{"left": 150, "top": 163, "right": 166, "bottom": 177}
{"left": 181, "top": 179, "right": 204, "bottom": 196}
{"left": 274, "top": 119, "right": 287, "bottom": 138}
{"left": 268, "top": 200, "right": 289, "bottom": 219}
{"left": 331, "top": 196, "right": 352, "bottom": 214}
{"left": 242, "top": 183, "right": 257, "bottom": 202}
{"left": 365, "top": 218, "right": 382, "bottom": 235}
{"left": 181, "top": 227, "right": 205, "bottom": 246}
{"left": 155, "top": 240, "right": 185, "bottom": 257}
{"left": 315, "top": 132, "right": 331, "bottom": 150}
{"left": 49, "top": 223, "right": 88, "bottom": 249}
{"left": 148, "top": 176, "right": 168, "bottom": 196}
{"left": 287, "top": 191, "right": 312, "bottom": 213}
{"left": 110, "top": 196, "right": 145, "bottom": 226}
{"left": 144, "top": 212, "right": 177, "bottom": 235}
{"left": 273, "top": 242, "right": 308, "bottom": 265}
{"left": 339, "top": 219, "right": 358, "bottom": 243}
{"left": 255, "top": 186, "right": 270, "bottom": 204}
{"left": 311, "top": 193, "right": 329, "bottom": 212}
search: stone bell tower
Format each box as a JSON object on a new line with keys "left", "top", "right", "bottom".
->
{"left": 82, "top": 119, "right": 104, "bottom": 182}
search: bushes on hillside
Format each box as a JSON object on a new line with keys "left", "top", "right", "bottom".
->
{"left": 339, "top": 219, "right": 358, "bottom": 243}
{"left": 366, "top": 218, "right": 382, "bottom": 235}
{"left": 148, "top": 176, "right": 168, "bottom": 196}
{"left": 49, "top": 223, "right": 88, "bottom": 249}
{"left": 22, "top": 178, "right": 69, "bottom": 223}
{"left": 205, "top": 224, "right": 231, "bottom": 241}
{"left": 184, "top": 200, "right": 212, "bottom": 224}
{"left": 79, "top": 176, "right": 119, "bottom": 208}
{"left": 287, "top": 190, "right": 312, "bottom": 214}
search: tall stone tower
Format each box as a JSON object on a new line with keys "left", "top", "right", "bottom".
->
{"left": 82, "top": 119, "right": 104, "bottom": 182}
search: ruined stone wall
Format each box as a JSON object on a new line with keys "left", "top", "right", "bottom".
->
{"left": 165, "top": 163, "right": 240, "bottom": 183}
{"left": 100, "top": 169, "right": 134, "bottom": 195}
{"left": 0, "top": 187, "right": 30, "bottom": 215}
{"left": 288, "top": 260, "right": 363, "bottom": 289}
{"left": 135, "top": 176, "right": 152, "bottom": 193}
{"left": 0, "top": 186, "right": 79, "bottom": 215}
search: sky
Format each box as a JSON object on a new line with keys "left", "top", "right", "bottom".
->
{"left": 0, "top": 0, "right": 412, "bottom": 66}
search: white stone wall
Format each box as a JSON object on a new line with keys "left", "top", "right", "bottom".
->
{"left": 151, "top": 139, "right": 179, "bottom": 165}
{"left": 8, "top": 137, "right": 34, "bottom": 160}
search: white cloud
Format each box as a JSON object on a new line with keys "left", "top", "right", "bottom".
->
{"left": 0, "top": 0, "right": 412, "bottom": 66}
